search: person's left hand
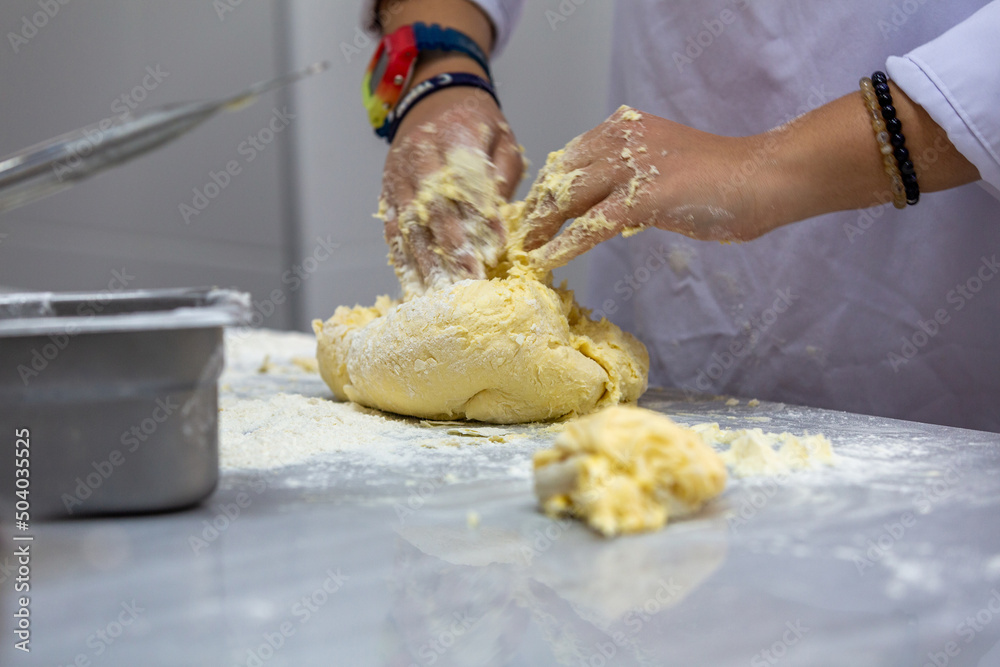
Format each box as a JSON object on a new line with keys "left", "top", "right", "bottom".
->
{"left": 519, "top": 106, "right": 784, "bottom": 271}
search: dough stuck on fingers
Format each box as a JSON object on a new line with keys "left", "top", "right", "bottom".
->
{"left": 533, "top": 406, "right": 728, "bottom": 537}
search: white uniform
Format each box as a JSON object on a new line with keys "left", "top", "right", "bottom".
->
{"left": 368, "top": 1, "right": 1000, "bottom": 431}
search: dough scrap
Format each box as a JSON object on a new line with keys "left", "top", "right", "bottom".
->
{"left": 313, "top": 278, "right": 648, "bottom": 423}
{"left": 533, "top": 406, "right": 727, "bottom": 537}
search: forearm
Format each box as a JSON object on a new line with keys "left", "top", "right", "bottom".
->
{"left": 761, "top": 83, "right": 981, "bottom": 227}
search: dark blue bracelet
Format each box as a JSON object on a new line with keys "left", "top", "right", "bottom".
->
{"left": 872, "top": 70, "right": 919, "bottom": 205}
{"left": 413, "top": 23, "right": 492, "bottom": 81}
{"left": 376, "top": 72, "right": 500, "bottom": 143}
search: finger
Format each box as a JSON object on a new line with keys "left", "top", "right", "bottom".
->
{"left": 381, "top": 200, "right": 409, "bottom": 279}
{"left": 527, "top": 196, "right": 630, "bottom": 271}
{"left": 386, "top": 133, "right": 448, "bottom": 292}
{"left": 454, "top": 197, "right": 506, "bottom": 272}
{"left": 520, "top": 156, "right": 622, "bottom": 251}
{"left": 472, "top": 142, "right": 511, "bottom": 266}
{"left": 490, "top": 130, "right": 526, "bottom": 201}
{"left": 379, "top": 169, "right": 425, "bottom": 292}
{"left": 428, "top": 197, "right": 485, "bottom": 282}
{"left": 423, "top": 141, "right": 506, "bottom": 282}
{"left": 398, "top": 204, "right": 443, "bottom": 292}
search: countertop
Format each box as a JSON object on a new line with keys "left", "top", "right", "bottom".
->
{"left": 4, "top": 329, "right": 1000, "bottom": 666}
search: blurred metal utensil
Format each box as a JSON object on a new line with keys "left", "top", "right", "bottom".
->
{"left": 0, "top": 61, "right": 329, "bottom": 215}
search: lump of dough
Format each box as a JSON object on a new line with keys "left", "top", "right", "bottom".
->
{"left": 533, "top": 406, "right": 727, "bottom": 537}
{"left": 313, "top": 278, "right": 648, "bottom": 424}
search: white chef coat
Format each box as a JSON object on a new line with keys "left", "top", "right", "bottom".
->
{"left": 366, "top": 1, "right": 1000, "bottom": 432}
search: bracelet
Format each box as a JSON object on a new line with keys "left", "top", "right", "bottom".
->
{"left": 873, "top": 70, "right": 920, "bottom": 205}
{"left": 860, "top": 76, "right": 906, "bottom": 209}
{"left": 415, "top": 23, "right": 492, "bottom": 81}
{"left": 872, "top": 71, "right": 919, "bottom": 205}
{"left": 376, "top": 72, "right": 499, "bottom": 143}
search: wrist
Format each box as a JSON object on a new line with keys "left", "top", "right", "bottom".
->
{"left": 408, "top": 52, "right": 489, "bottom": 92}
{"left": 758, "top": 92, "right": 895, "bottom": 227}
{"left": 392, "top": 79, "right": 500, "bottom": 144}
{"left": 378, "top": 0, "right": 494, "bottom": 54}
{"left": 364, "top": 11, "right": 496, "bottom": 138}
{"left": 720, "top": 131, "right": 808, "bottom": 236}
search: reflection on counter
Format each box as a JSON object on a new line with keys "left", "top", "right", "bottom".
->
{"left": 381, "top": 513, "right": 729, "bottom": 666}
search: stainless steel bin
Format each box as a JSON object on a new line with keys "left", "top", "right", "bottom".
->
{"left": 0, "top": 287, "right": 250, "bottom": 518}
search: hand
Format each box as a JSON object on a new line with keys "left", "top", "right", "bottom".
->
{"left": 380, "top": 82, "right": 525, "bottom": 297}
{"left": 519, "top": 106, "right": 777, "bottom": 271}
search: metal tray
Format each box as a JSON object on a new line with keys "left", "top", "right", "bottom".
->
{"left": 0, "top": 287, "right": 250, "bottom": 518}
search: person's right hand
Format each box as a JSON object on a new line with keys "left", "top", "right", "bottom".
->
{"left": 380, "top": 81, "right": 525, "bottom": 297}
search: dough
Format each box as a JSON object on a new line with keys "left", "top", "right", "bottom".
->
{"left": 533, "top": 406, "right": 727, "bottom": 536}
{"left": 313, "top": 277, "right": 648, "bottom": 423}
{"left": 314, "top": 144, "right": 650, "bottom": 424}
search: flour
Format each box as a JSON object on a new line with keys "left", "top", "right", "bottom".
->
{"left": 219, "top": 329, "right": 550, "bottom": 473}
{"left": 691, "top": 422, "right": 836, "bottom": 477}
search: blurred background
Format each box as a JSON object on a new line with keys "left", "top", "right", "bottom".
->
{"left": 0, "top": 0, "right": 613, "bottom": 330}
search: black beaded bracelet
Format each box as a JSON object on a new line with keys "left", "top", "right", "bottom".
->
{"left": 872, "top": 71, "right": 920, "bottom": 205}
{"left": 375, "top": 72, "right": 499, "bottom": 143}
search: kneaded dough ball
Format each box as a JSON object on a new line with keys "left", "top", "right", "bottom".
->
{"left": 533, "top": 406, "right": 727, "bottom": 537}
{"left": 312, "top": 277, "right": 648, "bottom": 424}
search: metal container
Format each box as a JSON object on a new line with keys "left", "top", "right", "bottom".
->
{"left": 0, "top": 287, "right": 250, "bottom": 518}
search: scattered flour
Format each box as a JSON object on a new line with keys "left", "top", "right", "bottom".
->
{"left": 691, "top": 422, "right": 836, "bottom": 477}
{"left": 219, "top": 329, "right": 545, "bottom": 471}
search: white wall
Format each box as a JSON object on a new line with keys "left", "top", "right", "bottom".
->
{"left": 287, "top": 0, "right": 613, "bottom": 328}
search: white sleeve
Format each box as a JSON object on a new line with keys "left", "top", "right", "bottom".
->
{"left": 886, "top": 1, "right": 1000, "bottom": 192}
{"left": 360, "top": 0, "right": 525, "bottom": 55}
